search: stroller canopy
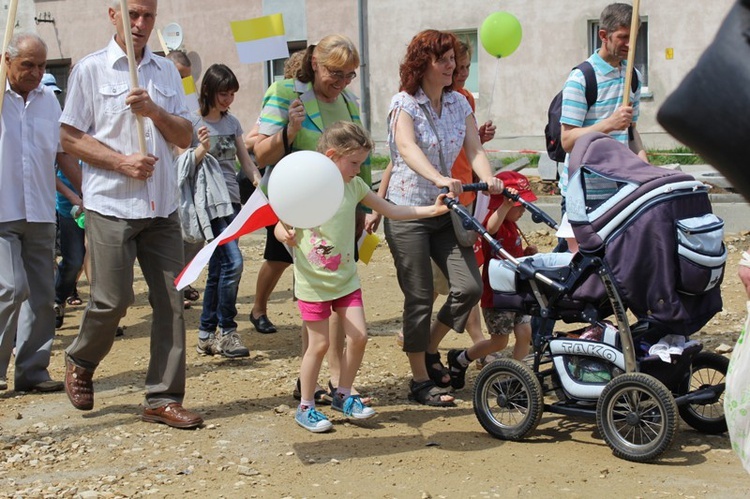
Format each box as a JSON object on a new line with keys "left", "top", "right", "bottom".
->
{"left": 564, "top": 132, "right": 724, "bottom": 336}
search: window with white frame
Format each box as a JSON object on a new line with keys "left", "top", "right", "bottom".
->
{"left": 588, "top": 18, "right": 648, "bottom": 88}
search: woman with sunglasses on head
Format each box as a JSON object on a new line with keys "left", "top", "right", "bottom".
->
{"left": 253, "top": 34, "right": 371, "bottom": 405}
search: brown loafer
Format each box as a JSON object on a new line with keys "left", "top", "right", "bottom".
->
{"left": 65, "top": 356, "right": 94, "bottom": 411}
{"left": 142, "top": 403, "right": 203, "bottom": 429}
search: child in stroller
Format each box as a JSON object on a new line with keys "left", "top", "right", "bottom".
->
{"left": 446, "top": 132, "right": 729, "bottom": 462}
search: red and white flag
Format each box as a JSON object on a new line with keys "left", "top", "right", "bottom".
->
{"left": 175, "top": 189, "right": 278, "bottom": 290}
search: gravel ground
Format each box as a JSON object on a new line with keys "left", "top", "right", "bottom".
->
{"left": 1, "top": 229, "right": 749, "bottom": 498}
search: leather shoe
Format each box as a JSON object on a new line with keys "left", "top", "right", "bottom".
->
{"left": 249, "top": 313, "right": 277, "bottom": 334}
{"left": 142, "top": 403, "right": 204, "bottom": 429}
{"left": 65, "top": 356, "right": 94, "bottom": 411}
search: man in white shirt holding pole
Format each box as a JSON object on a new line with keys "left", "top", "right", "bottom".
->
{"left": 60, "top": 0, "right": 203, "bottom": 429}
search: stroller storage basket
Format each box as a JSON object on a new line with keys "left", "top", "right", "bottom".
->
{"left": 639, "top": 343, "right": 703, "bottom": 392}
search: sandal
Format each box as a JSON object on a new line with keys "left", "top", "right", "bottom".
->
{"left": 447, "top": 349, "right": 469, "bottom": 390}
{"left": 293, "top": 378, "right": 332, "bottom": 405}
{"left": 408, "top": 379, "right": 455, "bottom": 407}
{"left": 66, "top": 290, "right": 83, "bottom": 306}
{"left": 328, "top": 381, "right": 372, "bottom": 406}
{"left": 425, "top": 352, "right": 451, "bottom": 388}
{"left": 183, "top": 286, "right": 200, "bottom": 302}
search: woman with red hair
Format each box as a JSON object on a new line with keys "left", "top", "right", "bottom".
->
{"left": 383, "top": 30, "right": 502, "bottom": 406}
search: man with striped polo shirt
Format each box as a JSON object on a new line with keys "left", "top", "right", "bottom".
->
{"left": 558, "top": 2, "right": 648, "bottom": 199}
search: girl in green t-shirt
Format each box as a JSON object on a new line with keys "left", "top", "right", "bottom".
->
{"left": 275, "top": 122, "right": 449, "bottom": 432}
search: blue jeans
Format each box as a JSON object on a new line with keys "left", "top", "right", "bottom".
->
{"left": 55, "top": 214, "right": 85, "bottom": 304}
{"left": 199, "top": 205, "right": 243, "bottom": 334}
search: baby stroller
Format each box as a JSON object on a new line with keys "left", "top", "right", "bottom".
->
{"left": 447, "top": 132, "right": 728, "bottom": 462}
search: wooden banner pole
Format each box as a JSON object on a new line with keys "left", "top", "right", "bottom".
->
{"left": 622, "top": 0, "right": 641, "bottom": 106}
{"left": 119, "top": 0, "right": 148, "bottom": 155}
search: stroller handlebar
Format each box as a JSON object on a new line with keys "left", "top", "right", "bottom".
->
{"left": 440, "top": 183, "right": 559, "bottom": 230}
{"left": 440, "top": 183, "right": 567, "bottom": 295}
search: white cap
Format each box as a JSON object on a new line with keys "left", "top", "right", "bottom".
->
{"left": 41, "top": 73, "right": 62, "bottom": 94}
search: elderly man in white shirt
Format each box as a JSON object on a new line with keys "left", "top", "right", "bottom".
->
{"left": 0, "top": 33, "right": 80, "bottom": 393}
{"left": 59, "top": 0, "right": 203, "bottom": 429}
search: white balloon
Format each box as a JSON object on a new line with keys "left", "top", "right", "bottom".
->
{"left": 267, "top": 150, "right": 345, "bottom": 229}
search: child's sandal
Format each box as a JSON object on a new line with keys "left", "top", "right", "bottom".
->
{"left": 293, "top": 378, "right": 332, "bottom": 405}
{"left": 447, "top": 349, "right": 469, "bottom": 390}
{"left": 425, "top": 352, "right": 451, "bottom": 388}
{"left": 408, "top": 379, "right": 455, "bottom": 407}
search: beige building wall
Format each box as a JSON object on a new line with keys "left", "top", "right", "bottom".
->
{"left": 20, "top": 0, "right": 363, "bottom": 133}
{"left": 6, "top": 0, "right": 735, "bottom": 153}
{"left": 364, "top": 0, "right": 734, "bottom": 152}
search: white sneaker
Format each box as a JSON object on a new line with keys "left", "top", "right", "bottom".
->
{"left": 295, "top": 406, "right": 333, "bottom": 433}
{"left": 332, "top": 394, "right": 376, "bottom": 419}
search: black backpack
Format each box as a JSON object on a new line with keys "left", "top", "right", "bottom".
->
{"left": 544, "top": 61, "right": 638, "bottom": 162}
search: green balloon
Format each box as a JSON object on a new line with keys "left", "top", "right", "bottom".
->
{"left": 480, "top": 12, "right": 522, "bottom": 58}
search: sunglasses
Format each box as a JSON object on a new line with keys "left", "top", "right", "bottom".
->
{"left": 324, "top": 66, "right": 357, "bottom": 82}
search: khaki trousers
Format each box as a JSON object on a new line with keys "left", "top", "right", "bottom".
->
{"left": 66, "top": 210, "right": 187, "bottom": 408}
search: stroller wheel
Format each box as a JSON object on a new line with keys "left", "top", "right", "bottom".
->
{"left": 472, "top": 358, "right": 544, "bottom": 441}
{"left": 596, "top": 373, "right": 678, "bottom": 462}
{"left": 677, "top": 352, "right": 728, "bottom": 434}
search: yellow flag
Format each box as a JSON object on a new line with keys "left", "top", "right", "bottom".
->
{"left": 357, "top": 232, "right": 380, "bottom": 265}
{"left": 230, "top": 13, "right": 288, "bottom": 64}
{"left": 181, "top": 75, "right": 199, "bottom": 113}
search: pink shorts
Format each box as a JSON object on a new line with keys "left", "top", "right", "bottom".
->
{"left": 297, "top": 288, "right": 363, "bottom": 322}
